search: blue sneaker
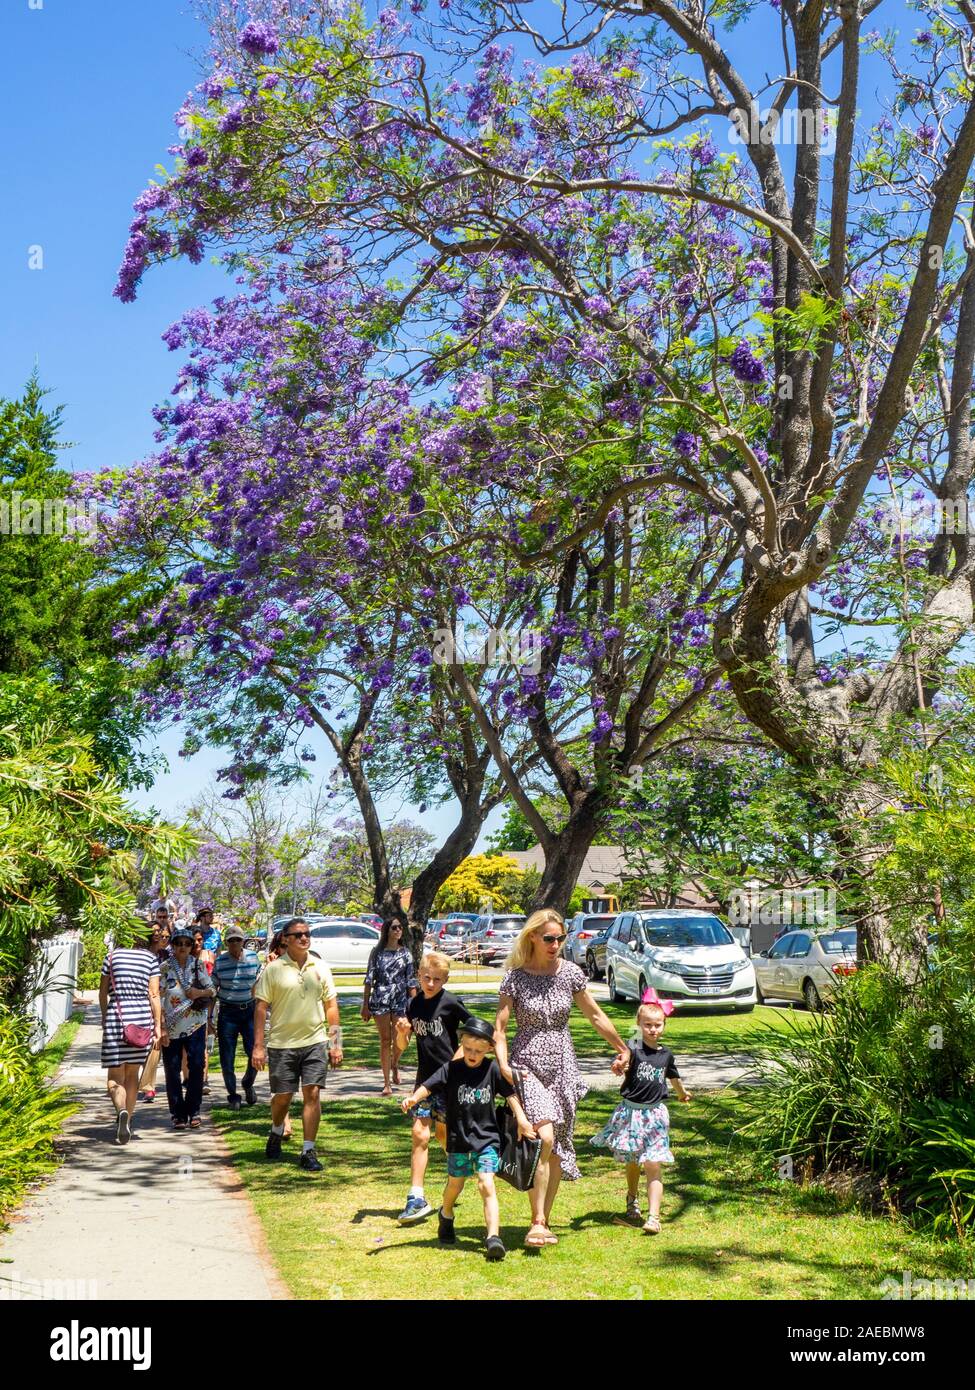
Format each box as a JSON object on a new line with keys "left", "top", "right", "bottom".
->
{"left": 398, "top": 1194, "right": 433, "bottom": 1224}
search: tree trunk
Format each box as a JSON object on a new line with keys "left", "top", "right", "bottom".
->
{"left": 817, "top": 776, "right": 928, "bottom": 984}
{"left": 406, "top": 795, "right": 492, "bottom": 964}
{"left": 529, "top": 792, "right": 604, "bottom": 916}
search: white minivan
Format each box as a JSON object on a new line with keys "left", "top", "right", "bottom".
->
{"left": 604, "top": 910, "right": 756, "bottom": 1011}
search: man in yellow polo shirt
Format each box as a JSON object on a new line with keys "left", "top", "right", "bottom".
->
{"left": 253, "top": 918, "right": 343, "bottom": 1172}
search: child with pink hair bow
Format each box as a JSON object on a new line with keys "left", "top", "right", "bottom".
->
{"left": 589, "top": 988, "right": 690, "bottom": 1233}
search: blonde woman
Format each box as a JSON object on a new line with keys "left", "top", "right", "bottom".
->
{"left": 495, "top": 908, "right": 629, "bottom": 1248}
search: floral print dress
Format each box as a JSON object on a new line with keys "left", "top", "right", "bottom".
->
{"left": 364, "top": 946, "right": 418, "bottom": 1015}
{"left": 499, "top": 961, "right": 589, "bottom": 1179}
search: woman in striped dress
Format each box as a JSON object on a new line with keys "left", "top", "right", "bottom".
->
{"left": 99, "top": 935, "right": 163, "bottom": 1145}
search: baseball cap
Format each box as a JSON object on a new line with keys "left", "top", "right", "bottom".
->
{"left": 459, "top": 1017, "right": 495, "bottom": 1045}
{"left": 225, "top": 925, "right": 246, "bottom": 941}
{"left": 171, "top": 926, "right": 194, "bottom": 943}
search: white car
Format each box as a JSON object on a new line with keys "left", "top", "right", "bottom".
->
{"left": 306, "top": 918, "right": 380, "bottom": 970}
{"left": 604, "top": 910, "right": 756, "bottom": 1011}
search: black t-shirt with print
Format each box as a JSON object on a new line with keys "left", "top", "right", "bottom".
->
{"left": 422, "top": 1057, "right": 515, "bottom": 1153}
{"left": 406, "top": 989, "right": 472, "bottom": 1085}
{"left": 620, "top": 1042, "right": 680, "bottom": 1106}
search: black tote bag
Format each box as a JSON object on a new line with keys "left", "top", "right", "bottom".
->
{"left": 495, "top": 1066, "right": 542, "bottom": 1191}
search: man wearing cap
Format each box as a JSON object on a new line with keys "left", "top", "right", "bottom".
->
{"left": 195, "top": 907, "right": 222, "bottom": 955}
{"left": 253, "top": 917, "right": 343, "bottom": 1172}
{"left": 212, "top": 926, "right": 261, "bottom": 1110}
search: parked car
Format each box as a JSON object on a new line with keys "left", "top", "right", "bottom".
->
{"left": 565, "top": 912, "right": 617, "bottom": 968}
{"left": 460, "top": 914, "right": 526, "bottom": 964}
{"left": 583, "top": 923, "right": 615, "bottom": 981}
{"left": 423, "top": 918, "right": 469, "bottom": 957}
{"left": 604, "top": 910, "right": 756, "bottom": 1011}
{"left": 444, "top": 912, "right": 480, "bottom": 925}
{"left": 303, "top": 918, "right": 380, "bottom": 970}
{"left": 270, "top": 912, "right": 328, "bottom": 937}
{"left": 359, "top": 912, "right": 383, "bottom": 929}
{"left": 753, "top": 928, "right": 857, "bottom": 1010}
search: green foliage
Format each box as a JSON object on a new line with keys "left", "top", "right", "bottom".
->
{"left": 0, "top": 718, "right": 195, "bottom": 1004}
{"left": 0, "top": 1007, "right": 75, "bottom": 1223}
{"left": 0, "top": 377, "right": 158, "bottom": 789}
{"left": 736, "top": 950, "right": 975, "bottom": 1236}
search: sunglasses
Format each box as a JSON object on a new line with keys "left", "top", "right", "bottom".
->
{"left": 541, "top": 933, "right": 567, "bottom": 945}
{"left": 287, "top": 931, "right": 311, "bottom": 941}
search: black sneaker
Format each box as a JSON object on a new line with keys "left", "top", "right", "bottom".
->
{"left": 485, "top": 1235, "right": 506, "bottom": 1262}
{"left": 299, "top": 1147, "right": 323, "bottom": 1173}
{"left": 229, "top": 1096, "right": 242, "bottom": 1111}
{"left": 243, "top": 1082, "right": 257, "bottom": 1106}
{"left": 438, "top": 1208, "right": 456, "bottom": 1245}
{"left": 115, "top": 1110, "right": 131, "bottom": 1146}
{"left": 265, "top": 1131, "right": 283, "bottom": 1160}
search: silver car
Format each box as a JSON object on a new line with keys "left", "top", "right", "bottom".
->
{"left": 565, "top": 913, "right": 617, "bottom": 967}
{"left": 461, "top": 914, "right": 526, "bottom": 964}
{"left": 423, "top": 918, "right": 468, "bottom": 958}
{"left": 753, "top": 928, "right": 857, "bottom": 1010}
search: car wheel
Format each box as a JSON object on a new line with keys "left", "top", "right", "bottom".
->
{"left": 803, "top": 979, "right": 822, "bottom": 1011}
{"left": 608, "top": 970, "right": 621, "bottom": 1003}
{"left": 638, "top": 975, "right": 647, "bottom": 1001}
{"left": 585, "top": 952, "right": 599, "bottom": 981}
{"left": 737, "top": 1005, "right": 755, "bottom": 1013}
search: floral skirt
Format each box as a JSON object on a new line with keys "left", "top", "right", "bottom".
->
{"left": 590, "top": 1100, "right": 674, "bottom": 1165}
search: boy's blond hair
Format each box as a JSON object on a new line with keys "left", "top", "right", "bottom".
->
{"left": 421, "top": 950, "right": 451, "bottom": 977}
{"left": 637, "top": 1002, "right": 666, "bottom": 1024}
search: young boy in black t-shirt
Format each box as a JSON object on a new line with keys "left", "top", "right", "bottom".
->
{"left": 401, "top": 1015, "right": 535, "bottom": 1261}
{"left": 394, "top": 952, "right": 472, "bottom": 1225}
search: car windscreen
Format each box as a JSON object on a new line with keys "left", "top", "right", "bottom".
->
{"left": 491, "top": 919, "right": 525, "bottom": 931}
{"left": 443, "top": 922, "right": 466, "bottom": 934}
{"left": 819, "top": 930, "right": 857, "bottom": 953}
{"left": 640, "top": 917, "right": 733, "bottom": 947}
{"left": 582, "top": 916, "right": 612, "bottom": 931}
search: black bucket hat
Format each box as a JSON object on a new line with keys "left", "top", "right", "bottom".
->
{"left": 459, "top": 1016, "right": 495, "bottom": 1045}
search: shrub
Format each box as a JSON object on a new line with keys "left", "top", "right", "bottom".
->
{"left": 736, "top": 953, "right": 975, "bottom": 1236}
{"left": 0, "top": 1008, "right": 75, "bottom": 1223}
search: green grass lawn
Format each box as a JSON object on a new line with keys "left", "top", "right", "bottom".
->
{"left": 331, "top": 998, "right": 811, "bottom": 1069}
{"left": 36, "top": 1011, "right": 85, "bottom": 1080}
{"left": 214, "top": 1088, "right": 959, "bottom": 1300}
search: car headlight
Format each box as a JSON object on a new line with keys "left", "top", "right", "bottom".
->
{"left": 653, "top": 960, "right": 685, "bottom": 977}
{"left": 731, "top": 959, "right": 752, "bottom": 973}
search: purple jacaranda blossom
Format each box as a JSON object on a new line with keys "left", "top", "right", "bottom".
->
{"left": 673, "top": 430, "right": 700, "bottom": 460}
{"left": 239, "top": 21, "right": 279, "bottom": 56}
{"left": 729, "top": 341, "right": 765, "bottom": 384}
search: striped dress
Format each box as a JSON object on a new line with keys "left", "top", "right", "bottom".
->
{"left": 100, "top": 947, "right": 159, "bottom": 1067}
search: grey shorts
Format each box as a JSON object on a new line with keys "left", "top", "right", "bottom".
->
{"left": 268, "top": 1042, "right": 328, "bottom": 1095}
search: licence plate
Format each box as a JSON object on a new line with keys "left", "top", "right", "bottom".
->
{"left": 698, "top": 985, "right": 724, "bottom": 994}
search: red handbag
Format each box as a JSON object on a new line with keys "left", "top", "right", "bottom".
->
{"left": 108, "top": 951, "right": 153, "bottom": 1048}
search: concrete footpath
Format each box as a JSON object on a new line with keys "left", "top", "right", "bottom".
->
{"left": 0, "top": 1001, "right": 288, "bottom": 1301}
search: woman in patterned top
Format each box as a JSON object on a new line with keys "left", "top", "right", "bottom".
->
{"left": 495, "top": 908, "right": 629, "bottom": 1248}
{"left": 362, "top": 919, "right": 418, "bottom": 1096}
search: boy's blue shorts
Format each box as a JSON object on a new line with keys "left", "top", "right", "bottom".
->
{"left": 447, "top": 1147, "right": 501, "bottom": 1178}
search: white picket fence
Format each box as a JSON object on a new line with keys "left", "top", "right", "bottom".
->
{"left": 28, "top": 932, "right": 83, "bottom": 1051}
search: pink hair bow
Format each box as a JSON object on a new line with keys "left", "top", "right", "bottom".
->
{"left": 641, "top": 986, "right": 674, "bottom": 1017}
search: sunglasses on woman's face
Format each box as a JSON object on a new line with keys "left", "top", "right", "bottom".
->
{"left": 287, "top": 931, "right": 311, "bottom": 941}
{"left": 541, "top": 933, "right": 567, "bottom": 945}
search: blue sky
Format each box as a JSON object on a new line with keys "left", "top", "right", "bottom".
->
{"left": 1, "top": 0, "right": 904, "bottom": 842}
